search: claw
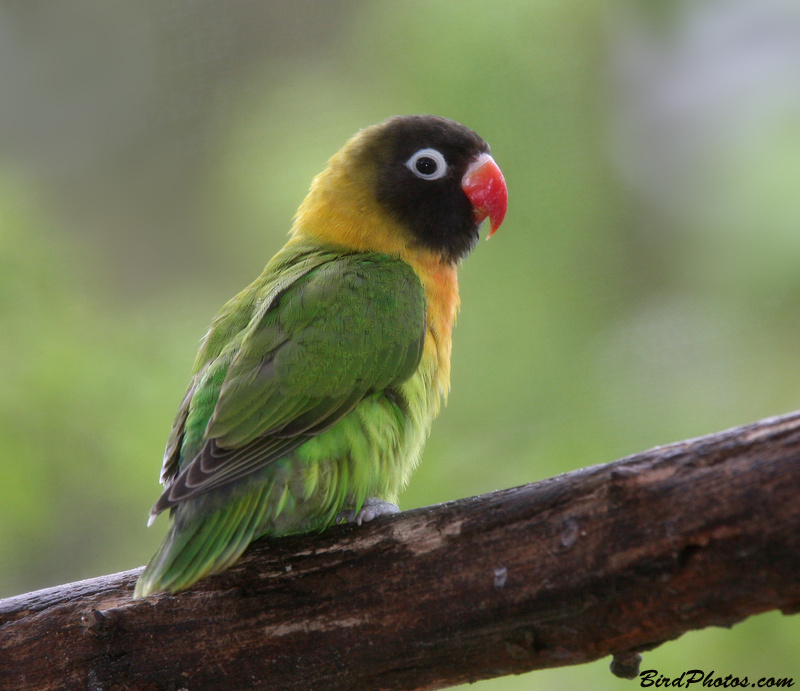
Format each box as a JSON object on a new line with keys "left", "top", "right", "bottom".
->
{"left": 336, "top": 508, "right": 357, "bottom": 524}
{"left": 337, "top": 498, "right": 400, "bottom": 526}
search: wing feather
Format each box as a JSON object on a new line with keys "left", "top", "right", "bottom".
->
{"left": 151, "top": 251, "right": 426, "bottom": 516}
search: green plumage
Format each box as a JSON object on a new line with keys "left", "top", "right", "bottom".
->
{"left": 134, "top": 114, "right": 506, "bottom": 597}
{"left": 134, "top": 239, "right": 429, "bottom": 597}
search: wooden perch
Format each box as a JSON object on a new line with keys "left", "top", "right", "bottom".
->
{"left": 2, "top": 411, "right": 800, "bottom": 690}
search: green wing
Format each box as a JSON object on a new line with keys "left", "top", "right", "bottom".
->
{"left": 151, "top": 251, "right": 426, "bottom": 515}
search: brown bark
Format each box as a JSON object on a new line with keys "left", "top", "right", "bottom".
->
{"left": 2, "top": 411, "right": 800, "bottom": 690}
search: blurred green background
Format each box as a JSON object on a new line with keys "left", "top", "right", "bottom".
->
{"left": 1, "top": 0, "right": 799, "bottom": 687}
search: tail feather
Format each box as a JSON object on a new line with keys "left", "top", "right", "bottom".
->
{"left": 133, "top": 486, "right": 272, "bottom": 598}
{"left": 160, "top": 511, "right": 228, "bottom": 593}
{"left": 134, "top": 519, "right": 198, "bottom": 597}
{"left": 213, "top": 486, "right": 273, "bottom": 572}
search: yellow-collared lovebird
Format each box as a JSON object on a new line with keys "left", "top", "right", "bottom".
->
{"left": 134, "top": 115, "right": 507, "bottom": 597}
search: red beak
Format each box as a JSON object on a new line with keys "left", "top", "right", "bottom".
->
{"left": 461, "top": 152, "right": 507, "bottom": 238}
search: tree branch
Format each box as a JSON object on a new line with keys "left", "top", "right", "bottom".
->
{"left": 3, "top": 411, "right": 800, "bottom": 690}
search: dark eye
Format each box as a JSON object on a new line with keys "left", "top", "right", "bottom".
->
{"left": 405, "top": 148, "right": 448, "bottom": 180}
{"left": 415, "top": 156, "right": 437, "bottom": 175}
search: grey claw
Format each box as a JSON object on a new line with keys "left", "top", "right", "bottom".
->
{"left": 355, "top": 498, "right": 400, "bottom": 525}
{"left": 337, "top": 498, "right": 400, "bottom": 526}
{"left": 336, "top": 509, "right": 356, "bottom": 524}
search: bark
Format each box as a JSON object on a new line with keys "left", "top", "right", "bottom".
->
{"left": 2, "top": 411, "right": 800, "bottom": 690}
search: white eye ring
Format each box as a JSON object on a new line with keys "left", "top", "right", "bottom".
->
{"left": 405, "top": 148, "right": 448, "bottom": 180}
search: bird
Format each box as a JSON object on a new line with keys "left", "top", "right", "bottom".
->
{"left": 134, "top": 115, "right": 507, "bottom": 598}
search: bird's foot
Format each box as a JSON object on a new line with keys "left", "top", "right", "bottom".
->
{"left": 337, "top": 498, "right": 400, "bottom": 526}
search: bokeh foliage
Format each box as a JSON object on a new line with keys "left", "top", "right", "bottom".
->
{"left": 1, "top": 1, "right": 798, "bottom": 687}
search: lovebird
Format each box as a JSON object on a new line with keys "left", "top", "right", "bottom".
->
{"left": 134, "top": 115, "right": 507, "bottom": 597}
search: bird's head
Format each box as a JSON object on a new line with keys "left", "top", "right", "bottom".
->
{"left": 292, "top": 115, "right": 507, "bottom": 265}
